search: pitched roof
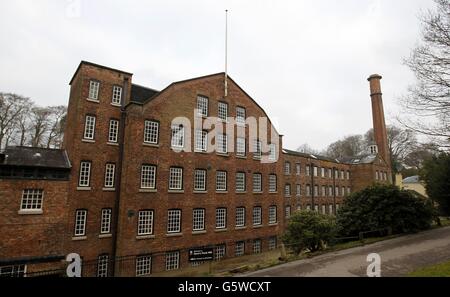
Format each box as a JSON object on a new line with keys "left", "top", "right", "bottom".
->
{"left": 130, "top": 84, "right": 159, "bottom": 104}
{"left": 403, "top": 175, "right": 420, "bottom": 183}
{"left": 0, "top": 147, "right": 71, "bottom": 169}
{"left": 338, "top": 154, "right": 378, "bottom": 164}
{"left": 282, "top": 149, "right": 341, "bottom": 163}
{"left": 69, "top": 61, "right": 133, "bottom": 85}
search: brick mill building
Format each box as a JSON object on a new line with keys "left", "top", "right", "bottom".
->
{"left": 0, "top": 61, "right": 391, "bottom": 277}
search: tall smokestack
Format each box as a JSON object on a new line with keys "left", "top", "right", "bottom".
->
{"left": 367, "top": 74, "right": 391, "bottom": 168}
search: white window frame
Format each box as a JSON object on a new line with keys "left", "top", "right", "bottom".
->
{"left": 215, "top": 245, "right": 226, "bottom": 261}
{"left": 285, "top": 206, "right": 291, "bottom": 218}
{"left": 108, "top": 119, "right": 119, "bottom": 143}
{"left": 165, "top": 251, "right": 180, "bottom": 271}
{"left": 97, "top": 254, "right": 109, "bottom": 277}
{"left": 236, "top": 137, "right": 246, "bottom": 156}
{"left": 269, "top": 174, "right": 277, "bottom": 193}
{"left": 167, "top": 209, "right": 182, "bottom": 234}
{"left": 144, "top": 120, "right": 159, "bottom": 144}
{"left": 284, "top": 162, "right": 291, "bottom": 175}
{"left": 215, "top": 208, "right": 227, "bottom": 229}
{"left": 112, "top": 85, "right": 122, "bottom": 105}
{"left": 197, "top": 95, "right": 208, "bottom": 117}
{"left": 0, "top": 265, "right": 26, "bottom": 277}
{"left": 138, "top": 210, "right": 154, "bottom": 235}
{"left": 235, "top": 207, "right": 245, "bottom": 227}
{"left": 74, "top": 209, "right": 87, "bottom": 236}
{"left": 169, "top": 167, "right": 183, "bottom": 190}
{"left": 83, "top": 115, "right": 96, "bottom": 140}
{"left": 306, "top": 185, "right": 311, "bottom": 196}
{"left": 269, "top": 143, "right": 276, "bottom": 161}
{"left": 269, "top": 237, "right": 277, "bottom": 250}
{"left": 217, "top": 133, "right": 228, "bottom": 154}
{"left": 236, "top": 106, "right": 246, "bottom": 125}
{"left": 79, "top": 161, "right": 91, "bottom": 187}
{"left": 285, "top": 184, "right": 291, "bottom": 197}
{"left": 195, "top": 129, "right": 208, "bottom": 152}
{"left": 253, "top": 239, "right": 262, "bottom": 254}
{"left": 192, "top": 208, "right": 205, "bottom": 231}
{"left": 218, "top": 102, "right": 228, "bottom": 121}
{"left": 104, "top": 163, "right": 116, "bottom": 188}
{"left": 20, "top": 189, "right": 44, "bottom": 211}
{"left": 216, "top": 171, "right": 227, "bottom": 191}
{"left": 253, "top": 140, "right": 262, "bottom": 159}
{"left": 136, "top": 255, "right": 152, "bottom": 276}
{"left": 253, "top": 173, "right": 262, "bottom": 192}
{"left": 171, "top": 125, "right": 185, "bottom": 149}
{"left": 140, "top": 165, "right": 156, "bottom": 189}
{"left": 194, "top": 169, "right": 207, "bottom": 191}
{"left": 100, "top": 208, "right": 112, "bottom": 234}
{"left": 235, "top": 172, "right": 246, "bottom": 192}
{"left": 296, "top": 163, "right": 301, "bottom": 175}
{"left": 235, "top": 241, "right": 245, "bottom": 256}
{"left": 269, "top": 206, "right": 277, "bottom": 224}
{"left": 88, "top": 80, "right": 100, "bottom": 100}
{"left": 296, "top": 184, "right": 301, "bottom": 196}
{"left": 253, "top": 207, "right": 262, "bottom": 226}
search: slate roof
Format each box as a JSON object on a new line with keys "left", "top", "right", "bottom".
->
{"left": 403, "top": 175, "right": 420, "bottom": 184}
{"left": 282, "top": 149, "right": 341, "bottom": 163}
{"left": 338, "top": 154, "right": 378, "bottom": 165}
{"left": 130, "top": 84, "right": 159, "bottom": 104}
{"left": 0, "top": 147, "right": 71, "bottom": 169}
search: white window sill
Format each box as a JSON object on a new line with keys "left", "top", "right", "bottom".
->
{"left": 168, "top": 190, "right": 184, "bottom": 194}
{"left": 253, "top": 225, "right": 263, "bottom": 229}
{"left": 236, "top": 191, "right": 247, "bottom": 194}
{"left": 216, "top": 191, "right": 228, "bottom": 194}
{"left": 269, "top": 191, "right": 278, "bottom": 194}
{"left": 166, "top": 233, "right": 183, "bottom": 237}
{"left": 194, "top": 150, "right": 208, "bottom": 154}
{"left": 253, "top": 191, "right": 263, "bottom": 195}
{"left": 215, "top": 228, "right": 228, "bottom": 233}
{"left": 216, "top": 153, "right": 230, "bottom": 157}
{"left": 268, "top": 223, "right": 278, "bottom": 226}
{"left": 82, "top": 139, "right": 95, "bottom": 143}
{"left": 171, "top": 146, "right": 185, "bottom": 152}
{"left": 136, "top": 235, "right": 155, "bottom": 240}
{"left": 143, "top": 142, "right": 159, "bottom": 148}
{"left": 18, "top": 209, "right": 43, "bottom": 215}
{"left": 77, "top": 187, "right": 91, "bottom": 191}
{"left": 253, "top": 156, "right": 262, "bottom": 160}
{"left": 103, "top": 188, "right": 116, "bottom": 192}
{"left": 139, "top": 189, "right": 157, "bottom": 193}
{"left": 107, "top": 142, "right": 119, "bottom": 146}
{"left": 72, "top": 236, "right": 87, "bottom": 241}
{"left": 192, "top": 230, "right": 207, "bottom": 235}
{"left": 111, "top": 103, "right": 121, "bottom": 107}
{"left": 236, "top": 155, "right": 247, "bottom": 159}
{"left": 193, "top": 190, "right": 207, "bottom": 194}
{"left": 99, "top": 234, "right": 112, "bottom": 239}
{"left": 86, "top": 98, "right": 100, "bottom": 103}
{"left": 235, "top": 226, "right": 247, "bottom": 230}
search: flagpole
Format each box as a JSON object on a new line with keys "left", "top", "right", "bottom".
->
{"left": 224, "top": 9, "right": 228, "bottom": 98}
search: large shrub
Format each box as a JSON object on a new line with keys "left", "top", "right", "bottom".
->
{"left": 336, "top": 184, "right": 436, "bottom": 237}
{"left": 282, "top": 210, "right": 336, "bottom": 254}
{"left": 421, "top": 153, "right": 450, "bottom": 216}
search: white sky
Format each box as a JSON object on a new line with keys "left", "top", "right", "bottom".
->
{"left": 0, "top": 0, "right": 436, "bottom": 151}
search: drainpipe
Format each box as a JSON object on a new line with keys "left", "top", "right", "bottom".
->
{"left": 332, "top": 167, "right": 337, "bottom": 215}
{"left": 111, "top": 77, "right": 129, "bottom": 276}
{"left": 310, "top": 161, "right": 315, "bottom": 211}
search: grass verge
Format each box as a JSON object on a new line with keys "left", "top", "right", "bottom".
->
{"left": 409, "top": 260, "right": 450, "bottom": 277}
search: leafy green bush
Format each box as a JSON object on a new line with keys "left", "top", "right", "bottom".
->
{"left": 282, "top": 210, "right": 336, "bottom": 254}
{"left": 421, "top": 153, "right": 450, "bottom": 216}
{"left": 336, "top": 184, "right": 436, "bottom": 237}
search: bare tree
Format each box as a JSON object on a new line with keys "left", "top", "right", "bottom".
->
{"left": 324, "top": 135, "right": 365, "bottom": 159}
{"left": 400, "top": 0, "right": 450, "bottom": 147}
{"left": 296, "top": 143, "right": 320, "bottom": 155}
{"left": 46, "top": 106, "right": 67, "bottom": 148}
{"left": 0, "top": 93, "right": 31, "bottom": 149}
{"left": 29, "top": 107, "right": 52, "bottom": 147}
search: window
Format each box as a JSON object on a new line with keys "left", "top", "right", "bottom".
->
{"left": 111, "top": 85, "right": 122, "bottom": 105}
{"left": 313, "top": 167, "right": 318, "bottom": 177}
{"left": 329, "top": 204, "right": 334, "bottom": 215}
{"left": 235, "top": 207, "right": 245, "bottom": 227}
{"left": 321, "top": 167, "right": 325, "bottom": 178}
{"left": 104, "top": 163, "right": 115, "bottom": 188}
{"left": 328, "top": 168, "right": 332, "bottom": 178}
{"left": 285, "top": 206, "right": 291, "bottom": 218}
{"left": 218, "top": 102, "right": 228, "bottom": 121}
{"left": 136, "top": 256, "right": 152, "bottom": 276}
{"left": 269, "top": 174, "right": 277, "bottom": 193}
{"left": 253, "top": 207, "right": 262, "bottom": 226}
{"left": 336, "top": 204, "right": 340, "bottom": 211}
{"left": 216, "top": 171, "right": 227, "bottom": 191}
{"left": 235, "top": 241, "right": 245, "bottom": 256}
{"left": 296, "top": 163, "right": 301, "bottom": 175}
{"left": 340, "top": 170, "right": 345, "bottom": 180}
{"left": 314, "top": 185, "right": 319, "bottom": 196}
{"left": 167, "top": 209, "right": 181, "bottom": 233}
{"left": 322, "top": 204, "right": 327, "bottom": 214}
{"left": 0, "top": 265, "right": 26, "bottom": 277}
{"left": 335, "top": 169, "right": 339, "bottom": 179}
{"left": 342, "top": 187, "right": 346, "bottom": 197}
{"left": 165, "top": 251, "right": 180, "bottom": 271}
{"left": 83, "top": 115, "right": 96, "bottom": 140}
{"left": 329, "top": 186, "right": 333, "bottom": 196}
{"left": 306, "top": 165, "right": 310, "bottom": 176}
{"left": 216, "top": 208, "right": 227, "bottom": 229}
{"left": 236, "top": 137, "right": 246, "bottom": 156}
{"left": 284, "top": 162, "right": 291, "bottom": 175}
{"left": 74, "top": 209, "right": 87, "bottom": 236}
{"left": 269, "top": 237, "right": 277, "bottom": 250}
{"left": 269, "top": 144, "right": 276, "bottom": 161}
{"left": 169, "top": 167, "right": 183, "bottom": 190}
{"left": 195, "top": 129, "right": 208, "bottom": 152}
{"left": 20, "top": 189, "right": 43, "bottom": 211}
{"left": 215, "top": 245, "right": 226, "bottom": 261}
{"left": 306, "top": 184, "right": 311, "bottom": 196}
{"left": 171, "top": 125, "right": 184, "bottom": 149}
{"left": 335, "top": 186, "right": 339, "bottom": 197}
{"left": 296, "top": 184, "right": 301, "bottom": 196}
{"left": 321, "top": 185, "right": 326, "bottom": 197}
{"left": 97, "top": 254, "right": 109, "bottom": 277}
{"left": 217, "top": 133, "right": 228, "bottom": 154}
{"left": 194, "top": 169, "right": 207, "bottom": 191}
{"left": 375, "top": 171, "right": 379, "bottom": 180}
{"left": 235, "top": 172, "right": 246, "bottom": 192}
{"left": 144, "top": 120, "right": 159, "bottom": 144}
{"left": 269, "top": 206, "right": 277, "bottom": 224}
{"left": 253, "top": 140, "right": 262, "bottom": 159}
{"left": 138, "top": 210, "right": 154, "bottom": 235}
{"left": 253, "top": 173, "right": 262, "bottom": 192}
{"left": 100, "top": 208, "right": 112, "bottom": 234}
{"left": 346, "top": 171, "right": 350, "bottom": 180}
{"left": 89, "top": 80, "right": 100, "bottom": 100}
{"left": 314, "top": 204, "right": 319, "bottom": 213}
{"left": 193, "top": 208, "right": 205, "bottom": 231}
{"left": 253, "top": 239, "right": 262, "bottom": 254}
{"left": 306, "top": 205, "right": 311, "bottom": 210}
{"left": 236, "top": 106, "right": 246, "bottom": 125}
{"left": 284, "top": 184, "right": 291, "bottom": 197}
{"left": 78, "top": 161, "right": 91, "bottom": 187}
{"left": 140, "top": 165, "right": 156, "bottom": 189}
{"left": 197, "top": 95, "right": 208, "bottom": 117}
{"left": 108, "top": 119, "right": 119, "bottom": 143}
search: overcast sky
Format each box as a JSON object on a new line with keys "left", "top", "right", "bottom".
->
{"left": 0, "top": 0, "right": 436, "bottom": 151}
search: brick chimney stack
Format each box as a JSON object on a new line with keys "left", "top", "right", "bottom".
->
{"left": 367, "top": 74, "right": 391, "bottom": 168}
